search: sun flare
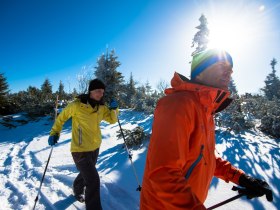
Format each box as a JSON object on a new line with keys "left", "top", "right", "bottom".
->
{"left": 207, "top": 8, "right": 264, "bottom": 56}
{"left": 208, "top": 17, "right": 252, "bottom": 55}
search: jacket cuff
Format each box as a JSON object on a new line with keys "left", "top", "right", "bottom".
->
{"left": 228, "top": 168, "right": 245, "bottom": 185}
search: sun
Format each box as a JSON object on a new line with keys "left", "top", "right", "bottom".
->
{"left": 208, "top": 16, "right": 252, "bottom": 55}
{"left": 206, "top": 7, "right": 265, "bottom": 56}
{"left": 208, "top": 19, "right": 247, "bottom": 50}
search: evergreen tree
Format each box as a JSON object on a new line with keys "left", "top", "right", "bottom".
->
{"left": 0, "top": 73, "right": 9, "bottom": 106}
{"left": 0, "top": 73, "right": 10, "bottom": 114}
{"left": 145, "top": 81, "right": 152, "bottom": 96}
{"left": 25, "top": 86, "right": 42, "bottom": 112}
{"left": 191, "top": 14, "right": 209, "bottom": 55}
{"left": 57, "top": 80, "right": 66, "bottom": 100}
{"left": 132, "top": 84, "right": 159, "bottom": 114}
{"left": 125, "top": 73, "right": 137, "bottom": 108}
{"left": 94, "top": 49, "right": 124, "bottom": 103}
{"left": 239, "top": 92, "right": 280, "bottom": 138}
{"left": 72, "top": 88, "right": 78, "bottom": 98}
{"left": 262, "top": 58, "right": 280, "bottom": 100}
{"left": 228, "top": 79, "right": 238, "bottom": 96}
{"left": 41, "top": 78, "right": 53, "bottom": 102}
{"left": 215, "top": 79, "right": 253, "bottom": 132}
{"left": 239, "top": 93, "right": 260, "bottom": 126}
{"left": 133, "top": 85, "right": 146, "bottom": 112}
{"left": 27, "top": 86, "right": 41, "bottom": 102}
{"left": 259, "top": 98, "right": 280, "bottom": 138}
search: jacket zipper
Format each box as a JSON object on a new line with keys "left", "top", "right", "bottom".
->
{"left": 185, "top": 145, "right": 205, "bottom": 180}
{"left": 78, "top": 125, "right": 82, "bottom": 145}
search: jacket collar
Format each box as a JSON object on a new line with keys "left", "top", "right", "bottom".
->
{"left": 165, "top": 72, "right": 232, "bottom": 114}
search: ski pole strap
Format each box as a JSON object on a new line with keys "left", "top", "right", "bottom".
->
{"left": 207, "top": 186, "right": 245, "bottom": 210}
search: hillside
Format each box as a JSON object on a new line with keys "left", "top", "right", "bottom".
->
{"left": 0, "top": 109, "right": 279, "bottom": 210}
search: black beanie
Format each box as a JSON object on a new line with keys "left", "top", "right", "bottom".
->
{"left": 88, "top": 79, "right": 106, "bottom": 92}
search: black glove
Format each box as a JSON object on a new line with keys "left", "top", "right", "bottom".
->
{"left": 238, "top": 174, "right": 273, "bottom": 201}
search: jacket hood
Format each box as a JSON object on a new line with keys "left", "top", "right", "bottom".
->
{"left": 165, "top": 72, "right": 232, "bottom": 113}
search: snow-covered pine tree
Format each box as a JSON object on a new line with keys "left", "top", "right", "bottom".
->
{"left": 259, "top": 98, "right": 280, "bottom": 138}
{"left": 142, "top": 81, "right": 157, "bottom": 113}
{"left": 123, "top": 72, "right": 137, "bottom": 108}
{"left": 0, "top": 73, "right": 10, "bottom": 115}
{"left": 57, "top": 80, "right": 66, "bottom": 101}
{"left": 257, "top": 59, "right": 280, "bottom": 138}
{"left": 41, "top": 78, "right": 53, "bottom": 102}
{"left": 132, "top": 82, "right": 159, "bottom": 114}
{"left": 25, "top": 86, "right": 43, "bottom": 115}
{"left": 239, "top": 93, "right": 263, "bottom": 127}
{"left": 27, "top": 86, "right": 41, "bottom": 104}
{"left": 94, "top": 49, "right": 124, "bottom": 103}
{"left": 133, "top": 85, "right": 146, "bottom": 112}
{"left": 0, "top": 73, "right": 9, "bottom": 105}
{"left": 261, "top": 58, "right": 280, "bottom": 100}
{"left": 72, "top": 88, "right": 78, "bottom": 98}
{"left": 215, "top": 79, "right": 253, "bottom": 132}
{"left": 191, "top": 14, "right": 209, "bottom": 56}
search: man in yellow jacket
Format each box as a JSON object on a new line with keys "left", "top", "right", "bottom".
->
{"left": 140, "top": 49, "right": 273, "bottom": 209}
{"left": 48, "top": 79, "right": 118, "bottom": 210}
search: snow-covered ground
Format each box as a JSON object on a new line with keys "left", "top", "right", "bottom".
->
{"left": 0, "top": 109, "right": 279, "bottom": 210}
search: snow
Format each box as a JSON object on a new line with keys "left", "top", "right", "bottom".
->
{"left": 0, "top": 109, "right": 279, "bottom": 210}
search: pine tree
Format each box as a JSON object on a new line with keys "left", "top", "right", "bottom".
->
{"left": 27, "top": 86, "right": 41, "bottom": 102}
{"left": 132, "top": 84, "right": 159, "bottom": 114}
{"left": 125, "top": 73, "right": 137, "bottom": 108}
{"left": 259, "top": 98, "right": 280, "bottom": 138}
{"left": 41, "top": 78, "right": 53, "bottom": 102}
{"left": 94, "top": 49, "right": 124, "bottom": 103}
{"left": 215, "top": 79, "right": 253, "bottom": 132}
{"left": 262, "top": 58, "right": 280, "bottom": 100}
{"left": 57, "top": 80, "right": 66, "bottom": 100}
{"left": 25, "top": 86, "right": 42, "bottom": 113}
{"left": 144, "top": 81, "right": 152, "bottom": 95}
{"left": 191, "top": 14, "right": 209, "bottom": 55}
{"left": 133, "top": 85, "right": 146, "bottom": 112}
{"left": 228, "top": 79, "right": 238, "bottom": 97}
{"left": 0, "top": 73, "right": 9, "bottom": 106}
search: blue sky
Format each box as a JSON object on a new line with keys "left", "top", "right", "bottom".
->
{"left": 1, "top": 0, "right": 280, "bottom": 94}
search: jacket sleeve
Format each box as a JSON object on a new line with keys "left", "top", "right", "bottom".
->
{"left": 214, "top": 157, "right": 245, "bottom": 184}
{"left": 102, "top": 106, "right": 118, "bottom": 124}
{"left": 50, "top": 102, "right": 75, "bottom": 136}
{"left": 144, "top": 97, "right": 206, "bottom": 209}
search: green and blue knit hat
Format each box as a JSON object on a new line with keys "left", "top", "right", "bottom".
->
{"left": 191, "top": 49, "right": 233, "bottom": 79}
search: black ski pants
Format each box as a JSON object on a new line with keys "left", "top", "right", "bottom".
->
{"left": 72, "top": 149, "right": 102, "bottom": 210}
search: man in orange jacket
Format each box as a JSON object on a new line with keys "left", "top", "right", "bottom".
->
{"left": 140, "top": 49, "right": 273, "bottom": 210}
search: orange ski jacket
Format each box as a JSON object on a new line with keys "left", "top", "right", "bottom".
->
{"left": 140, "top": 72, "right": 244, "bottom": 210}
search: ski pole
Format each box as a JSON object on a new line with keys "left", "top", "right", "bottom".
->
{"left": 207, "top": 186, "right": 246, "bottom": 210}
{"left": 33, "top": 95, "right": 59, "bottom": 210}
{"left": 207, "top": 193, "right": 244, "bottom": 209}
{"left": 117, "top": 116, "right": 142, "bottom": 191}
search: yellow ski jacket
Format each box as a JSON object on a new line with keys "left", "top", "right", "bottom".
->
{"left": 50, "top": 99, "right": 118, "bottom": 152}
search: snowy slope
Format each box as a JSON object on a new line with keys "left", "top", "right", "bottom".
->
{"left": 0, "top": 110, "right": 279, "bottom": 210}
